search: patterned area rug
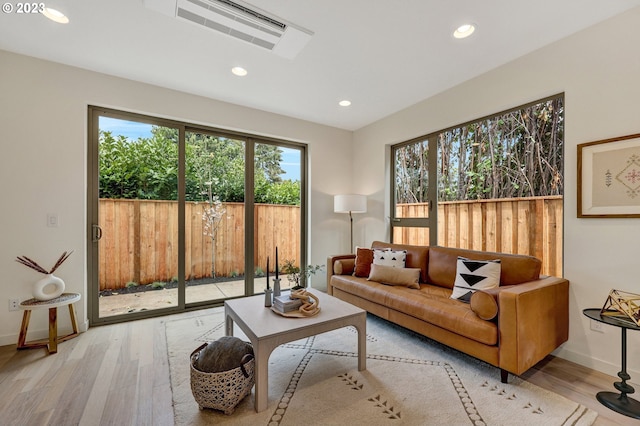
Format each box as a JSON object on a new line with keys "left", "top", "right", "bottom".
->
{"left": 166, "top": 308, "right": 597, "bottom": 425}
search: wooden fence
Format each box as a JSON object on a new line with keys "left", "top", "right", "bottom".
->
{"left": 100, "top": 196, "right": 563, "bottom": 290}
{"left": 394, "top": 196, "right": 563, "bottom": 276}
{"left": 98, "top": 199, "right": 300, "bottom": 290}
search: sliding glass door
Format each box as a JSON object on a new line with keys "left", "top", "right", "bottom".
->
{"left": 88, "top": 107, "right": 307, "bottom": 325}
{"left": 184, "top": 130, "right": 246, "bottom": 305}
{"left": 253, "top": 143, "right": 303, "bottom": 292}
{"left": 92, "top": 115, "right": 180, "bottom": 319}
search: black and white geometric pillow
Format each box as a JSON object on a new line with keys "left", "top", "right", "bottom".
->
{"left": 373, "top": 249, "right": 407, "bottom": 268}
{"left": 450, "top": 257, "right": 501, "bottom": 303}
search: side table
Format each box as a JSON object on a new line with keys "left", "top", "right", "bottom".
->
{"left": 583, "top": 308, "right": 640, "bottom": 419}
{"left": 18, "top": 292, "right": 81, "bottom": 354}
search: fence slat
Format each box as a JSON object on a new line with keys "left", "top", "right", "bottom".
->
{"left": 99, "top": 196, "right": 562, "bottom": 290}
{"left": 98, "top": 200, "right": 301, "bottom": 290}
{"left": 396, "top": 196, "right": 563, "bottom": 276}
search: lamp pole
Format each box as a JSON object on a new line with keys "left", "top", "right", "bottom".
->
{"left": 349, "top": 210, "right": 354, "bottom": 252}
{"left": 334, "top": 194, "right": 367, "bottom": 253}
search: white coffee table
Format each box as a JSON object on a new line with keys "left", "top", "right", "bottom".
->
{"left": 224, "top": 288, "right": 366, "bottom": 412}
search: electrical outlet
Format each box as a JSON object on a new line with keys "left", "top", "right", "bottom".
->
{"left": 8, "top": 298, "right": 20, "bottom": 311}
{"left": 590, "top": 319, "right": 605, "bottom": 333}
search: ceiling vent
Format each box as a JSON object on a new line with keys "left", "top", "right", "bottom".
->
{"left": 144, "top": 0, "right": 313, "bottom": 59}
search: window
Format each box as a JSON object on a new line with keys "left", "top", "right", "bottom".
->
{"left": 391, "top": 94, "right": 564, "bottom": 276}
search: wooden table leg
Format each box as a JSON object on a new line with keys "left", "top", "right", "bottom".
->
{"left": 17, "top": 310, "right": 32, "bottom": 348}
{"left": 68, "top": 304, "right": 78, "bottom": 334}
{"left": 48, "top": 307, "right": 58, "bottom": 354}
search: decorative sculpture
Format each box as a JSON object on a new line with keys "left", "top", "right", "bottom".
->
{"left": 601, "top": 289, "right": 640, "bottom": 326}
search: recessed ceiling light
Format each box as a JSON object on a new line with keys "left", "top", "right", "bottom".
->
{"left": 231, "top": 66, "right": 248, "bottom": 77}
{"left": 453, "top": 24, "right": 475, "bottom": 39}
{"left": 339, "top": 100, "right": 351, "bottom": 107}
{"left": 42, "top": 8, "right": 69, "bottom": 24}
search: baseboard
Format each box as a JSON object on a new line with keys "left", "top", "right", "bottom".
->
{"left": 553, "top": 346, "right": 640, "bottom": 379}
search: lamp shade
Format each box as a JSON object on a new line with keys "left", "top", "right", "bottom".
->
{"left": 334, "top": 194, "right": 367, "bottom": 213}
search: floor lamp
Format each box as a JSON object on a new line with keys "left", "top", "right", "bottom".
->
{"left": 334, "top": 194, "right": 367, "bottom": 252}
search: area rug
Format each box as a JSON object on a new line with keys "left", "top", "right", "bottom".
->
{"left": 166, "top": 308, "right": 597, "bottom": 425}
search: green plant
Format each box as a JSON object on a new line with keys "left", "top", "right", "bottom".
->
{"left": 281, "top": 260, "right": 324, "bottom": 289}
{"left": 150, "top": 281, "right": 166, "bottom": 289}
{"left": 170, "top": 276, "right": 178, "bottom": 283}
{"left": 229, "top": 270, "right": 239, "bottom": 278}
{"left": 255, "top": 267, "right": 264, "bottom": 277}
{"left": 126, "top": 281, "right": 138, "bottom": 288}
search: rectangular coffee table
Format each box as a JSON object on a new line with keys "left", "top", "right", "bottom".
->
{"left": 224, "top": 288, "right": 366, "bottom": 412}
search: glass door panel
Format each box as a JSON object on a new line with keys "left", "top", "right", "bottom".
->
{"left": 97, "top": 117, "right": 179, "bottom": 318}
{"left": 254, "top": 144, "right": 302, "bottom": 292}
{"left": 185, "top": 131, "right": 246, "bottom": 304}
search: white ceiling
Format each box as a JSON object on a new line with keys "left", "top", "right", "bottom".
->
{"left": 2, "top": 0, "right": 639, "bottom": 131}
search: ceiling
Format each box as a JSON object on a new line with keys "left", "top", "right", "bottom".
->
{"left": 2, "top": 0, "right": 640, "bottom": 131}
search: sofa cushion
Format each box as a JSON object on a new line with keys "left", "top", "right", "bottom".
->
{"left": 353, "top": 247, "right": 374, "bottom": 277}
{"left": 373, "top": 249, "right": 407, "bottom": 268}
{"left": 368, "top": 264, "right": 420, "bottom": 289}
{"left": 450, "top": 257, "right": 500, "bottom": 303}
{"left": 330, "top": 275, "right": 498, "bottom": 346}
{"left": 427, "top": 246, "right": 542, "bottom": 289}
{"left": 333, "top": 258, "right": 355, "bottom": 275}
{"left": 470, "top": 288, "right": 500, "bottom": 320}
{"left": 371, "top": 241, "right": 429, "bottom": 283}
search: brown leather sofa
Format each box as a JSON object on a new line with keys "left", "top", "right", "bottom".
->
{"left": 327, "top": 241, "right": 569, "bottom": 382}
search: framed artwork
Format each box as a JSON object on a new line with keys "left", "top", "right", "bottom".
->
{"left": 578, "top": 133, "right": 640, "bottom": 217}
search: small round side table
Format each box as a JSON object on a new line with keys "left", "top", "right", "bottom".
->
{"left": 18, "top": 292, "right": 81, "bottom": 354}
{"left": 583, "top": 308, "right": 640, "bottom": 419}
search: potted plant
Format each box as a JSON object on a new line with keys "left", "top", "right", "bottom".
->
{"left": 281, "top": 260, "right": 324, "bottom": 290}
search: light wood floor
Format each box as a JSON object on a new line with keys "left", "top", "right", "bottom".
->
{"left": 0, "top": 308, "right": 637, "bottom": 425}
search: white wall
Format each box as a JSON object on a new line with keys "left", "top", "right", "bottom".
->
{"left": 352, "top": 7, "right": 640, "bottom": 377}
{"left": 0, "top": 49, "right": 352, "bottom": 344}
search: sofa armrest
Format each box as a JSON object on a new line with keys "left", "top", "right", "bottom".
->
{"left": 496, "top": 276, "right": 569, "bottom": 375}
{"left": 326, "top": 254, "right": 356, "bottom": 295}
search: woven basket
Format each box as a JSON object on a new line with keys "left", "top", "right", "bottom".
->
{"left": 190, "top": 342, "right": 255, "bottom": 414}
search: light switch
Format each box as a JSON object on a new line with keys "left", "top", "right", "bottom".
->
{"left": 47, "top": 213, "right": 59, "bottom": 227}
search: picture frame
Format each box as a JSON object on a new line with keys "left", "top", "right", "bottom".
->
{"left": 578, "top": 133, "right": 640, "bottom": 217}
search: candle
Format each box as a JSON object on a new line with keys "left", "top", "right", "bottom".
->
{"left": 266, "top": 256, "right": 270, "bottom": 289}
{"left": 275, "top": 246, "right": 279, "bottom": 279}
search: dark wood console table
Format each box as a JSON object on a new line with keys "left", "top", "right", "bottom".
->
{"left": 583, "top": 308, "right": 640, "bottom": 419}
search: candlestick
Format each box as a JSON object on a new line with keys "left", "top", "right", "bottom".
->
{"left": 264, "top": 288, "right": 272, "bottom": 307}
{"left": 266, "top": 256, "right": 270, "bottom": 289}
{"left": 273, "top": 278, "right": 281, "bottom": 297}
{"left": 275, "top": 246, "right": 279, "bottom": 280}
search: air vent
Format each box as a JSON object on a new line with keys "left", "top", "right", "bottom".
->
{"left": 144, "top": 0, "right": 313, "bottom": 59}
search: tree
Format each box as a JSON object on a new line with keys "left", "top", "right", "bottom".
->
{"left": 201, "top": 181, "right": 226, "bottom": 278}
{"left": 395, "top": 97, "right": 564, "bottom": 204}
{"left": 99, "top": 130, "right": 178, "bottom": 200}
{"left": 99, "top": 127, "right": 300, "bottom": 205}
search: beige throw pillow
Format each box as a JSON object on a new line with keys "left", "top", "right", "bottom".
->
{"left": 367, "top": 264, "right": 420, "bottom": 289}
